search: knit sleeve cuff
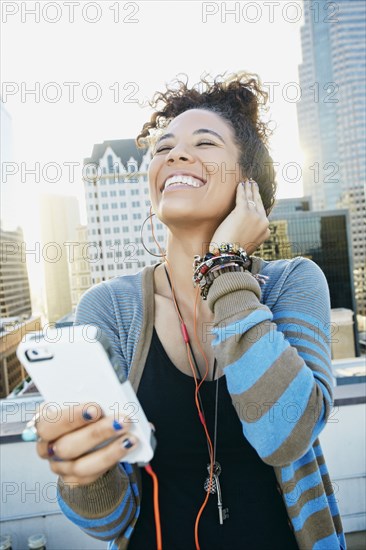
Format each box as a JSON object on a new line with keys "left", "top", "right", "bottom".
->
{"left": 207, "top": 271, "right": 263, "bottom": 321}
{"left": 57, "top": 465, "right": 130, "bottom": 518}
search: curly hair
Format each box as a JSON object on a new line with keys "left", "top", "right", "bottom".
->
{"left": 136, "top": 72, "right": 277, "bottom": 216}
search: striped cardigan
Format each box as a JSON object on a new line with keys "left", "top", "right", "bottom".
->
{"left": 57, "top": 256, "right": 346, "bottom": 549}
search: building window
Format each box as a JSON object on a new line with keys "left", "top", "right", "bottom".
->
{"left": 102, "top": 204, "right": 109, "bottom": 210}
{"left": 122, "top": 227, "right": 129, "bottom": 233}
{"left": 107, "top": 155, "right": 114, "bottom": 174}
{"left": 120, "top": 202, "right": 127, "bottom": 208}
{"left": 133, "top": 213, "right": 142, "bottom": 220}
{"left": 103, "top": 215, "right": 110, "bottom": 222}
{"left": 132, "top": 201, "right": 140, "bottom": 207}
{"left": 113, "top": 227, "right": 120, "bottom": 233}
{"left": 112, "top": 215, "right": 119, "bottom": 221}
{"left": 121, "top": 214, "right": 128, "bottom": 220}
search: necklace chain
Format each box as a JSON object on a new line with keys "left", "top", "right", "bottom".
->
{"left": 163, "top": 264, "right": 228, "bottom": 524}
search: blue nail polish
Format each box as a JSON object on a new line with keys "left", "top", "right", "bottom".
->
{"left": 47, "top": 443, "right": 55, "bottom": 457}
{"left": 82, "top": 410, "right": 93, "bottom": 421}
{"left": 122, "top": 438, "right": 134, "bottom": 449}
{"left": 113, "top": 419, "right": 123, "bottom": 431}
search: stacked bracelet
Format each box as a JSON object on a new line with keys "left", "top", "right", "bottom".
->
{"left": 198, "top": 264, "right": 245, "bottom": 300}
{"left": 192, "top": 243, "right": 253, "bottom": 300}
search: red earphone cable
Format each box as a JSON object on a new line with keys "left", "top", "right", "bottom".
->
{"left": 144, "top": 464, "right": 162, "bottom": 550}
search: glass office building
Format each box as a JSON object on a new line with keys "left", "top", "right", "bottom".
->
{"left": 298, "top": 0, "right": 366, "bottom": 210}
{"left": 266, "top": 209, "right": 356, "bottom": 312}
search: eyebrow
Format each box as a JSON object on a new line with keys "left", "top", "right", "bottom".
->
{"left": 156, "top": 128, "right": 226, "bottom": 145}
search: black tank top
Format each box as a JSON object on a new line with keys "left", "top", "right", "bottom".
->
{"left": 128, "top": 328, "right": 298, "bottom": 550}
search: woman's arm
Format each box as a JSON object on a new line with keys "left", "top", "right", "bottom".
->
{"left": 54, "top": 282, "right": 140, "bottom": 544}
{"left": 207, "top": 256, "right": 334, "bottom": 467}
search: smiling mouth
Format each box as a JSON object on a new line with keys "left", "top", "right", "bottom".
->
{"left": 162, "top": 175, "right": 206, "bottom": 192}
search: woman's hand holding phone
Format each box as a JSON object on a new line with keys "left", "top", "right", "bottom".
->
{"left": 35, "top": 403, "right": 139, "bottom": 486}
{"left": 211, "top": 179, "right": 270, "bottom": 255}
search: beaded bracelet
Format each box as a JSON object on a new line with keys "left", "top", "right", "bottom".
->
{"left": 192, "top": 243, "right": 268, "bottom": 300}
{"left": 192, "top": 243, "right": 250, "bottom": 299}
{"left": 193, "top": 243, "right": 252, "bottom": 271}
{"left": 193, "top": 254, "right": 247, "bottom": 286}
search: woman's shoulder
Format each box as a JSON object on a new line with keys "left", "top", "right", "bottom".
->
{"left": 258, "top": 255, "right": 325, "bottom": 280}
{"left": 255, "top": 255, "right": 329, "bottom": 306}
{"left": 77, "top": 263, "right": 157, "bottom": 310}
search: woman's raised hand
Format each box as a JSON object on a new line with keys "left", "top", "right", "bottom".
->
{"left": 34, "top": 403, "right": 139, "bottom": 486}
{"left": 211, "top": 179, "right": 270, "bottom": 255}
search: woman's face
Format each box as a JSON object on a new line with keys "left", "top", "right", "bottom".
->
{"left": 148, "top": 108, "right": 243, "bottom": 228}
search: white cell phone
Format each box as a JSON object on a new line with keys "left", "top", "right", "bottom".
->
{"left": 16, "top": 324, "right": 156, "bottom": 465}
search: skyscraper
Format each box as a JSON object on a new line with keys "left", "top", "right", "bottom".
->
{"left": 40, "top": 195, "right": 80, "bottom": 323}
{"left": 83, "top": 139, "right": 166, "bottom": 284}
{"left": 298, "top": 0, "right": 365, "bottom": 208}
{"left": 0, "top": 226, "right": 32, "bottom": 319}
{"left": 66, "top": 225, "right": 92, "bottom": 310}
{"left": 297, "top": 0, "right": 366, "bottom": 317}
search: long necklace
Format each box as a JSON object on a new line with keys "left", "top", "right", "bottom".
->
{"left": 163, "top": 265, "right": 229, "bottom": 524}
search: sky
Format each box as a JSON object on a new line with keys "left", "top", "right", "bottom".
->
{"left": 1, "top": 0, "right": 306, "bottom": 296}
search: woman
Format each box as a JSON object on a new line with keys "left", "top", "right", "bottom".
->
{"left": 32, "top": 73, "right": 346, "bottom": 549}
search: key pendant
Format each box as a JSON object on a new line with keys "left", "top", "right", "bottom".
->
{"left": 203, "top": 462, "right": 229, "bottom": 524}
{"left": 216, "top": 474, "right": 224, "bottom": 524}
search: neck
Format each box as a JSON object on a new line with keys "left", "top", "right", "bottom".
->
{"left": 159, "top": 227, "right": 215, "bottom": 317}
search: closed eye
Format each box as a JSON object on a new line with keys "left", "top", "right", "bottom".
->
{"left": 154, "top": 145, "right": 172, "bottom": 154}
{"left": 154, "top": 141, "right": 216, "bottom": 154}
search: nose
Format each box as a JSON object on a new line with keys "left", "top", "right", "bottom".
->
{"left": 165, "top": 143, "right": 194, "bottom": 164}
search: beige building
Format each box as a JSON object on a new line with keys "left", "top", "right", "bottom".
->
{"left": 337, "top": 187, "right": 366, "bottom": 318}
{"left": 260, "top": 220, "right": 294, "bottom": 261}
{"left": 66, "top": 225, "right": 92, "bottom": 310}
{"left": 330, "top": 308, "right": 356, "bottom": 360}
{"left": 0, "top": 316, "right": 41, "bottom": 397}
{"left": 40, "top": 195, "right": 80, "bottom": 323}
{"left": 0, "top": 226, "right": 32, "bottom": 319}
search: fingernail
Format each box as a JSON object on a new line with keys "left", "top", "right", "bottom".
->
{"left": 122, "top": 437, "right": 135, "bottom": 449}
{"left": 47, "top": 442, "right": 55, "bottom": 457}
{"left": 82, "top": 410, "right": 93, "bottom": 421}
{"left": 113, "top": 419, "right": 124, "bottom": 431}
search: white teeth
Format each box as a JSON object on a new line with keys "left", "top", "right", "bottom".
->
{"left": 164, "top": 175, "right": 204, "bottom": 190}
